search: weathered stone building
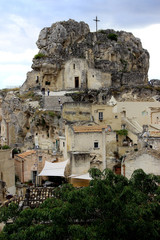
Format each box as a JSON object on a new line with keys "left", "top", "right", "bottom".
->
{"left": 122, "top": 149, "right": 160, "bottom": 179}
{"left": 0, "top": 149, "right": 15, "bottom": 197}
{"left": 14, "top": 150, "right": 58, "bottom": 184}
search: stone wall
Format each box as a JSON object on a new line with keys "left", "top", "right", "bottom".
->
{"left": 0, "top": 149, "right": 15, "bottom": 195}
{"left": 124, "top": 150, "right": 160, "bottom": 179}
{"left": 14, "top": 150, "right": 55, "bottom": 183}
{"left": 63, "top": 102, "right": 91, "bottom": 122}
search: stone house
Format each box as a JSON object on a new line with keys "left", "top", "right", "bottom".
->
{"left": 0, "top": 149, "right": 15, "bottom": 198}
{"left": 21, "top": 57, "right": 111, "bottom": 93}
{"left": 62, "top": 102, "right": 122, "bottom": 130}
{"left": 122, "top": 149, "right": 160, "bottom": 179}
{"left": 14, "top": 150, "right": 55, "bottom": 184}
{"left": 64, "top": 124, "right": 118, "bottom": 186}
{"left": 62, "top": 101, "right": 136, "bottom": 159}
{"left": 150, "top": 107, "right": 160, "bottom": 125}
{"left": 116, "top": 101, "right": 160, "bottom": 129}
{"left": 147, "top": 131, "right": 160, "bottom": 151}
{"left": 91, "top": 104, "right": 122, "bottom": 130}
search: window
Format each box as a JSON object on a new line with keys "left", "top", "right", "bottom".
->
{"left": 157, "top": 117, "right": 159, "bottom": 124}
{"left": 45, "top": 81, "right": 50, "bottom": 85}
{"left": 115, "top": 115, "right": 118, "bottom": 119}
{"left": 39, "top": 156, "right": 42, "bottom": 162}
{"left": 75, "top": 77, "right": 79, "bottom": 88}
{"left": 99, "top": 112, "right": 103, "bottom": 120}
{"left": 36, "top": 76, "right": 39, "bottom": 83}
{"left": 32, "top": 171, "right": 37, "bottom": 184}
{"left": 73, "top": 64, "right": 75, "bottom": 69}
{"left": 63, "top": 142, "right": 65, "bottom": 147}
{"left": 94, "top": 142, "right": 99, "bottom": 149}
{"left": 122, "top": 111, "right": 126, "bottom": 117}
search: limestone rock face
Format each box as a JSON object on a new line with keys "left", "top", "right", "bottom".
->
{"left": 150, "top": 79, "right": 160, "bottom": 87}
{"left": 0, "top": 90, "right": 62, "bottom": 150}
{"left": 22, "top": 19, "right": 149, "bottom": 92}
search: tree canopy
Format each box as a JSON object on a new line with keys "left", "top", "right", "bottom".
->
{"left": 1, "top": 168, "right": 160, "bottom": 240}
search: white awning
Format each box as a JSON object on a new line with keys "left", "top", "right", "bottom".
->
{"left": 69, "top": 173, "right": 92, "bottom": 180}
{"left": 39, "top": 160, "right": 68, "bottom": 177}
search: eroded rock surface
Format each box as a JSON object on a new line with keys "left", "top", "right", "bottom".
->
{"left": 21, "top": 19, "right": 149, "bottom": 93}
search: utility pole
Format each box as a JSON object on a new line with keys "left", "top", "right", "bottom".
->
{"left": 93, "top": 16, "right": 100, "bottom": 32}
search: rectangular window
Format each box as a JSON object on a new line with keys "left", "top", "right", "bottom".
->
{"left": 75, "top": 77, "right": 79, "bottom": 88}
{"left": 45, "top": 81, "right": 50, "bottom": 85}
{"left": 39, "top": 156, "right": 42, "bottom": 162}
{"left": 63, "top": 142, "right": 65, "bottom": 147}
{"left": 32, "top": 171, "right": 37, "bottom": 184}
{"left": 94, "top": 142, "right": 99, "bottom": 149}
{"left": 99, "top": 112, "right": 103, "bottom": 120}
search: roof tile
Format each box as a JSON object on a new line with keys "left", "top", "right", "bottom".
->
{"left": 17, "top": 150, "right": 36, "bottom": 159}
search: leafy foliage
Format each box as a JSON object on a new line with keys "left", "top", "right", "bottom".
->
{"left": 107, "top": 33, "right": 118, "bottom": 41}
{"left": 34, "top": 53, "right": 46, "bottom": 59}
{"left": 98, "top": 29, "right": 106, "bottom": 34}
{"left": 1, "top": 169, "right": 160, "bottom": 239}
{"left": 1, "top": 145, "right": 10, "bottom": 149}
{"left": 115, "top": 129, "right": 128, "bottom": 136}
{"left": 19, "top": 91, "right": 40, "bottom": 101}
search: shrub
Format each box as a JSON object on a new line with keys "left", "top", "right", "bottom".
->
{"left": 98, "top": 29, "right": 106, "bottom": 34}
{"left": 2, "top": 145, "right": 10, "bottom": 149}
{"left": 34, "top": 53, "right": 46, "bottom": 59}
{"left": 107, "top": 33, "right": 118, "bottom": 41}
{"left": 19, "top": 91, "right": 40, "bottom": 101}
{"left": 115, "top": 129, "right": 128, "bottom": 136}
{"left": 48, "top": 111, "right": 56, "bottom": 117}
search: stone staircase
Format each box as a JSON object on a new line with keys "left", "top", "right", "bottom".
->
{"left": 43, "top": 95, "right": 73, "bottom": 111}
{"left": 123, "top": 117, "right": 143, "bottom": 135}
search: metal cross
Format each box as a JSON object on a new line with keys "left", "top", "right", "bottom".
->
{"left": 93, "top": 16, "right": 100, "bottom": 32}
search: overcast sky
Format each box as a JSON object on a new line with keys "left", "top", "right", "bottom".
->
{"left": 0, "top": 0, "right": 160, "bottom": 89}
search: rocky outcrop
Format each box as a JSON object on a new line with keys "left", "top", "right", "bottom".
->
{"left": 0, "top": 90, "right": 62, "bottom": 149}
{"left": 2, "top": 20, "right": 154, "bottom": 150}
{"left": 21, "top": 19, "right": 149, "bottom": 93}
{"left": 149, "top": 79, "right": 160, "bottom": 87}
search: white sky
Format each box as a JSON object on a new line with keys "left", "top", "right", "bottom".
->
{"left": 0, "top": 0, "right": 160, "bottom": 89}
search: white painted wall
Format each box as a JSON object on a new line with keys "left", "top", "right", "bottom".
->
{"left": 124, "top": 153, "right": 160, "bottom": 179}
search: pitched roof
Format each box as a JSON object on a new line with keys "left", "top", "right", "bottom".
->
{"left": 73, "top": 125, "right": 112, "bottom": 133}
{"left": 125, "top": 148, "right": 160, "bottom": 161}
{"left": 17, "top": 150, "right": 36, "bottom": 159}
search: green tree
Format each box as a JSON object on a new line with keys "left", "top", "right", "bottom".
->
{"left": 1, "top": 169, "right": 160, "bottom": 239}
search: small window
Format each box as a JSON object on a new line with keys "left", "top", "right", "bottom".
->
{"left": 73, "top": 64, "right": 75, "bottom": 69}
{"left": 94, "top": 142, "right": 99, "bottom": 149}
{"left": 102, "top": 95, "right": 106, "bottom": 100}
{"left": 39, "top": 156, "right": 42, "bottom": 162}
{"left": 157, "top": 117, "right": 159, "bottom": 124}
{"left": 75, "top": 77, "right": 79, "bottom": 88}
{"left": 115, "top": 115, "right": 118, "bottom": 119}
{"left": 99, "top": 112, "right": 103, "bottom": 120}
{"left": 121, "top": 124, "right": 126, "bottom": 129}
{"left": 63, "top": 142, "right": 65, "bottom": 147}
{"left": 45, "top": 81, "right": 50, "bottom": 85}
{"left": 36, "top": 76, "right": 39, "bottom": 83}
